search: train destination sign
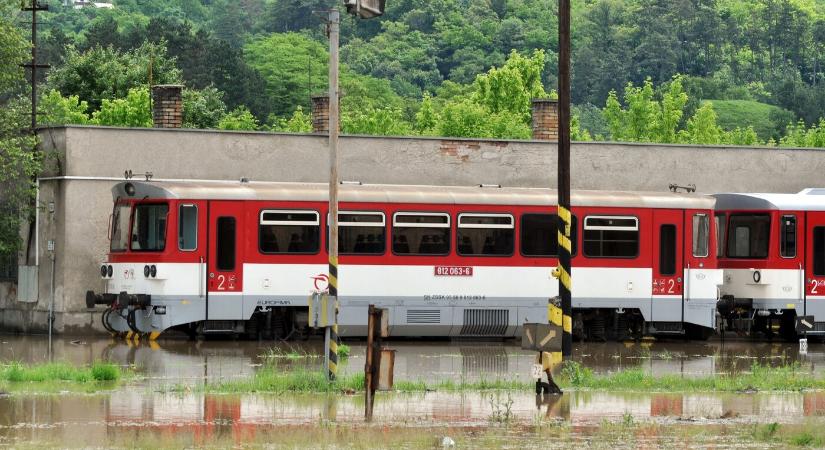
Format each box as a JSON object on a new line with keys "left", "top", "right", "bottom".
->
{"left": 434, "top": 266, "right": 473, "bottom": 276}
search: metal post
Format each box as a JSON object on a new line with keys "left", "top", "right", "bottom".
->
{"left": 22, "top": 1, "right": 50, "bottom": 131}
{"left": 326, "top": 7, "right": 341, "bottom": 383}
{"left": 364, "top": 305, "right": 376, "bottom": 421}
{"left": 557, "top": 0, "right": 573, "bottom": 357}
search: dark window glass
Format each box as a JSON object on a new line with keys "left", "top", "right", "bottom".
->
{"left": 130, "top": 204, "right": 168, "bottom": 252}
{"left": 780, "top": 215, "right": 797, "bottom": 258}
{"left": 814, "top": 227, "right": 825, "bottom": 276}
{"left": 457, "top": 215, "right": 514, "bottom": 256}
{"left": 726, "top": 214, "right": 770, "bottom": 259}
{"left": 259, "top": 210, "right": 320, "bottom": 254}
{"left": 178, "top": 204, "right": 198, "bottom": 251}
{"left": 520, "top": 214, "right": 578, "bottom": 257}
{"left": 583, "top": 216, "right": 639, "bottom": 258}
{"left": 335, "top": 213, "right": 385, "bottom": 255}
{"left": 660, "top": 225, "right": 677, "bottom": 276}
{"left": 110, "top": 203, "right": 131, "bottom": 252}
{"left": 392, "top": 213, "right": 450, "bottom": 255}
{"left": 216, "top": 217, "right": 236, "bottom": 271}
{"left": 715, "top": 213, "right": 726, "bottom": 258}
{"left": 692, "top": 214, "right": 709, "bottom": 257}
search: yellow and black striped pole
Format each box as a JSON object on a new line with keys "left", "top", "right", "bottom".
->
{"left": 557, "top": 0, "right": 573, "bottom": 357}
{"left": 327, "top": 257, "right": 339, "bottom": 381}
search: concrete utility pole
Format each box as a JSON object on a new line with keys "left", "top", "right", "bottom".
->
{"left": 326, "top": 8, "right": 341, "bottom": 382}
{"left": 557, "top": 0, "right": 573, "bottom": 357}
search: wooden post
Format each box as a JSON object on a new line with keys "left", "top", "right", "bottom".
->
{"left": 364, "top": 305, "right": 383, "bottom": 421}
{"left": 557, "top": 0, "right": 573, "bottom": 357}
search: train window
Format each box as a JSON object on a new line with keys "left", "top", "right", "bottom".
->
{"left": 660, "top": 225, "right": 677, "bottom": 275}
{"left": 520, "top": 214, "right": 578, "bottom": 257}
{"left": 727, "top": 214, "right": 770, "bottom": 259}
{"left": 582, "top": 216, "right": 638, "bottom": 258}
{"left": 331, "top": 212, "right": 386, "bottom": 255}
{"left": 130, "top": 204, "right": 168, "bottom": 252}
{"left": 715, "top": 213, "right": 726, "bottom": 258}
{"left": 780, "top": 215, "right": 797, "bottom": 258}
{"left": 814, "top": 227, "right": 825, "bottom": 276}
{"left": 259, "top": 210, "right": 320, "bottom": 254}
{"left": 457, "top": 214, "right": 514, "bottom": 256}
{"left": 110, "top": 203, "right": 130, "bottom": 252}
{"left": 392, "top": 212, "right": 450, "bottom": 255}
{"left": 216, "top": 217, "right": 236, "bottom": 271}
{"left": 692, "top": 214, "right": 709, "bottom": 257}
{"left": 178, "top": 204, "right": 198, "bottom": 251}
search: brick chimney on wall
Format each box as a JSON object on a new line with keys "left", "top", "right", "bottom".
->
{"left": 311, "top": 94, "right": 330, "bottom": 133}
{"left": 531, "top": 98, "right": 559, "bottom": 141}
{"left": 151, "top": 85, "right": 183, "bottom": 128}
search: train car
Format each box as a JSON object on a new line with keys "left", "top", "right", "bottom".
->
{"left": 86, "top": 180, "right": 721, "bottom": 340}
{"left": 715, "top": 189, "right": 825, "bottom": 338}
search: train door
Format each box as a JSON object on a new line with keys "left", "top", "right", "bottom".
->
{"left": 805, "top": 212, "right": 825, "bottom": 317}
{"left": 652, "top": 210, "right": 684, "bottom": 322}
{"left": 207, "top": 201, "right": 245, "bottom": 320}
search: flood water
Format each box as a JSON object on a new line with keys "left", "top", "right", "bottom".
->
{"left": 2, "top": 336, "right": 825, "bottom": 448}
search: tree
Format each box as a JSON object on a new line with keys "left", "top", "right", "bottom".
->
{"left": 269, "top": 107, "right": 312, "bottom": 133}
{"left": 183, "top": 87, "right": 228, "bottom": 129}
{"left": 90, "top": 87, "right": 152, "bottom": 127}
{"left": 218, "top": 107, "right": 259, "bottom": 131}
{"left": 0, "top": 7, "right": 39, "bottom": 256}
{"left": 40, "top": 90, "right": 90, "bottom": 126}
{"left": 681, "top": 102, "right": 722, "bottom": 145}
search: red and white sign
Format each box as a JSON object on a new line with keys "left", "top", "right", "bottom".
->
{"left": 434, "top": 266, "right": 473, "bottom": 277}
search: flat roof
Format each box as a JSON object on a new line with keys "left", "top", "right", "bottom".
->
{"left": 113, "top": 180, "right": 715, "bottom": 210}
{"left": 714, "top": 190, "right": 825, "bottom": 211}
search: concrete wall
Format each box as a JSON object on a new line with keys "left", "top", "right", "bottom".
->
{"left": 2, "top": 125, "right": 824, "bottom": 334}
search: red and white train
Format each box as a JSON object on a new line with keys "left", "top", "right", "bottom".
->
{"left": 715, "top": 189, "right": 825, "bottom": 338}
{"left": 86, "top": 180, "right": 723, "bottom": 340}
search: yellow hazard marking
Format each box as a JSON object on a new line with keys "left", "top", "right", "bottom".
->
{"left": 149, "top": 331, "right": 161, "bottom": 341}
{"left": 548, "top": 304, "right": 563, "bottom": 327}
{"left": 330, "top": 341, "right": 338, "bottom": 352}
{"left": 557, "top": 230, "right": 572, "bottom": 253}
{"left": 329, "top": 256, "right": 338, "bottom": 266}
{"left": 557, "top": 206, "right": 571, "bottom": 225}
{"left": 328, "top": 275, "right": 338, "bottom": 289}
{"left": 556, "top": 265, "right": 571, "bottom": 290}
{"left": 126, "top": 331, "right": 134, "bottom": 341}
{"left": 148, "top": 340, "right": 160, "bottom": 351}
{"left": 539, "top": 330, "right": 556, "bottom": 347}
{"left": 787, "top": 303, "right": 796, "bottom": 309}
{"left": 133, "top": 333, "right": 140, "bottom": 343}
{"left": 563, "top": 315, "right": 572, "bottom": 334}
{"left": 329, "top": 361, "right": 337, "bottom": 373}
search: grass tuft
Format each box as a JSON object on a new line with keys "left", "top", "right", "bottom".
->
{"left": 198, "top": 368, "right": 364, "bottom": 394}
{"left": 0, "top": 361, "right": 123, "bottom": 387}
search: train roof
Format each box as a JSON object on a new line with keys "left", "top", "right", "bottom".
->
{"left": 713, "top": 189, "right": 825, "bottom": 211}
{"left": 113, "top": 180, "right": 715, "bottom": 210}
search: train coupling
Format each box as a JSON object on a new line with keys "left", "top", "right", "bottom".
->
{"left": 85, "top": 290, "right": 151, "bottom": 309}
{"left": 85, "top": 291, "right": 117, "bottom": 309}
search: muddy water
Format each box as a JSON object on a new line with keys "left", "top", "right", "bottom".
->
{"left": 1, "top": 336, "right": 824, "bottom": 448}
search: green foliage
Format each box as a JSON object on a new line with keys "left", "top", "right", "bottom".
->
{"left": 40, "top": 90, "right": 90, "bottom": 125}
{"left": 780, "top": 119, "right": 825, "bottom": 148}
{"left": 47, "top": 42, "right": 180, "bottom": 111}
{"left": 472, "top": 50, "right": 550, "bottom": 123}
{"left": 218, "top": 107, "right": 259, "bottom": 131}
{"left": 0, "top": 361, "right": 122, "bottom": 384}
{"left": 707, "top": 100, "right": 795, "bottom": 141}
{"left": 437, "top": 100, "right": 530, "bottom": 140}
{"left": 90, "top": 87, "right": 152, "bottom": 127}
{"left": 343, "top": 107, "right": 413, "bottom": 136}
{"left": 182, "top": 87, "right": 227, "bottom": 129}
{"left": 269, "top": 107, "right": 312, "bottom": 133}
{"left": 200, "top": 368, "right": 365, "bottom": 394}
{"left": 681, "top": 102, "right": 722, "bottom": 145}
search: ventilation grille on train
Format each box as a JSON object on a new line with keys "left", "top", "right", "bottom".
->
{"left": 459, "top": 309, "right": 509, "bottom": 336}
{"left": 406, "top": 310, "right": 441, "bottom": 324}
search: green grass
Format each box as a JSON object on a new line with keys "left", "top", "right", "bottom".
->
{"left": 198, "top": 368, "right": 365, "bottom": 394}
{"left": 0, "top": 361, "right": 125, "bottom": 392}
{"left": 705, "top": 99, "right": 794, "bottom": 140}
{"left": 338, "top": 344, "right": 350, "bottom": 358}
{"left": 395, "top": 378, "right": 530, "bottom": 392}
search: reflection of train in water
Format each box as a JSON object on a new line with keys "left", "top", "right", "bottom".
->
{"left": 86, "top": 180, "right": 723, "bottom": 340}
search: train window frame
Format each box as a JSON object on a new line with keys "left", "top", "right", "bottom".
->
{"left": 456, "top": 213, "right": 515, "bottom": 257}
{"left": 780, "top": 214, "right": 797, "bottom": 259}
{"left": 814, "top": 227, "right": 825, "bottom": 276}
{"left": 692, "top": 213, "right": 710, "bottom": 258}
{"left": 178, "top": 204, "right": 198, "bottom": 252}
{"left": 714, "top": 213, "right": 726, "bottom": 258}
{"left": 216, "top": 216, "right": 236, "bottom": 271}
{"left": 129, "top": 203, "right": 169, "bottom": 252}
{"left": 258, "top": 209, "right": 321, "bottom": 255}
{"left": 519, "top": 213, "right": 578, "bottom": 258}
{"left": 110, "top": 202, "right": 131, "bottom": 253}
{"left": 391, "top": 211, "right": 451, "bottom": 256}
{"left": 582, "top": 215, "right": 639, "bottom": 259}
{"left": 726, "top": 213, "right": 770, "bottom": 259}
{"left": 325, "top": 211, "right": 387, "bottom": 255}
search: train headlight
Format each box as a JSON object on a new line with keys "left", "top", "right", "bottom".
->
{"left": 143, "top": 265, "right": 151, "bottom": 278}
{"left": 107, "top": 265, "right": 113, "bottom": 277}
{"left": 150, "top": 265, "right": 157, "bottom": 278}
{"left": 100, "top": 265, "right": 107, "bottom": 277}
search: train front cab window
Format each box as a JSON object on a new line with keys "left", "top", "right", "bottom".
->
{"left": 582, "top": 216, "right": 639, "bottom": 258}
{"left": 457, "top": 213, "right": 514, "bottom": 256}
{"left": 714, "top": 213, "right": 726, "bottom": 258}
{"left": 392, "top": 212, "right": 450, "bottom": 255}
{"left": 110, "top": 203, "right": 131, "bottom": 252}
{"left": 692, "top": 214, "right": 710, "bottom": 257}
{"left": 726, "top": 214, "right": 770, "bottom": 259}
{"left": 258, "top": 210, "right": 320, "bottom": 254}
{"left": 520, "top": 213, "right": 578, "bottom": 257}
{"left": 130, "top": 204, "right": 168, "bottom": 252}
